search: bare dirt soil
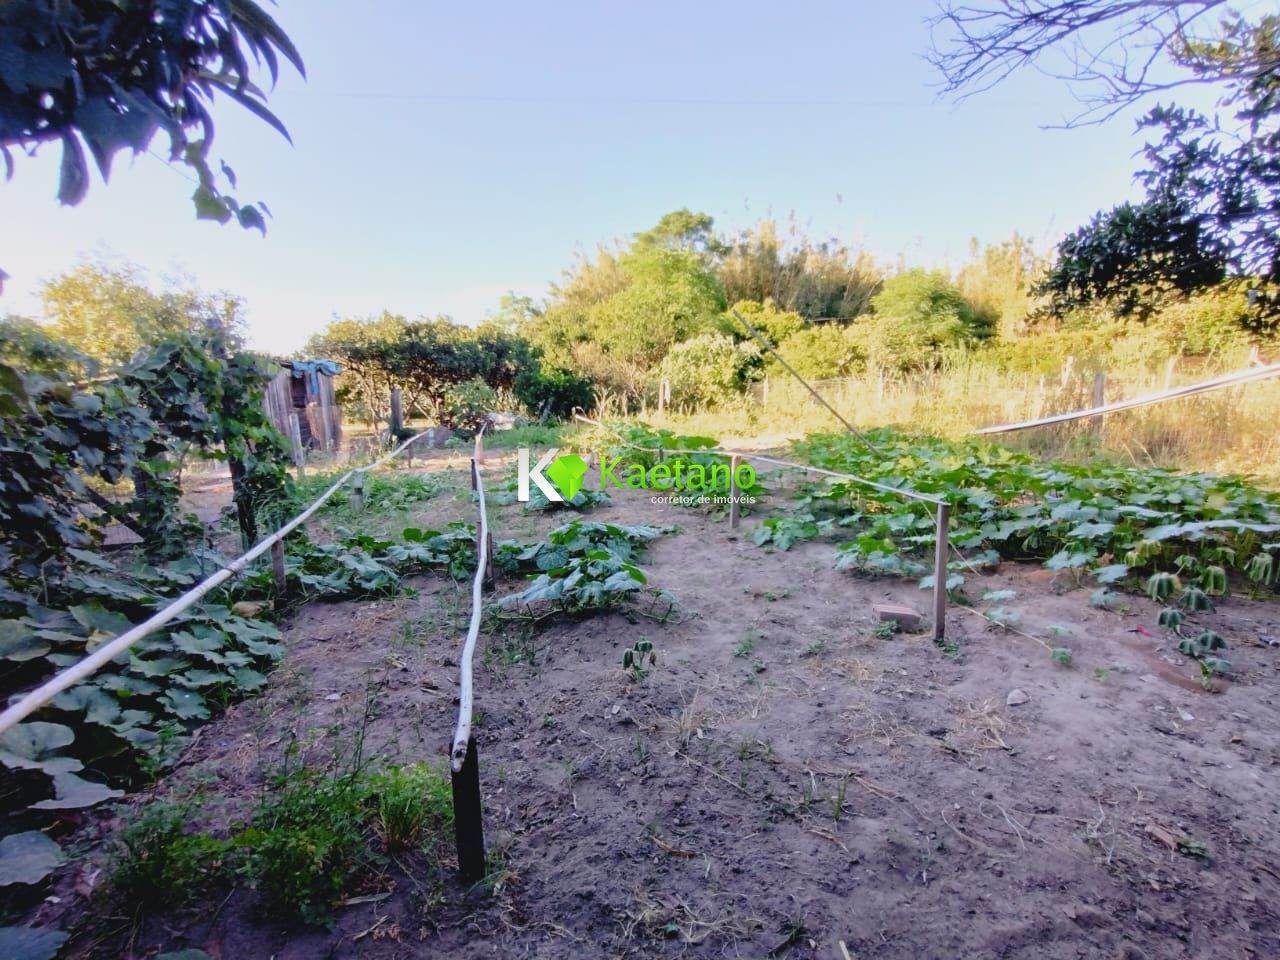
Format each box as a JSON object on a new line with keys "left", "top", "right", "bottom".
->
{"left": 62, "top": 454, "right": 1280, "bottom": 959}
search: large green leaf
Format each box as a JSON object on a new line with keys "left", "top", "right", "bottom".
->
{"left": 0, "top": 621, "right": 49, "bottom": 662}
{"left": 30, "top": 772, "right": 123, "bottom": 810}
{"left": 0, "top": 832, "right": 63, "bottom": 886}
{"left": 0, "top": 927, "right": 69, "bottom": 960}
{"left": 0, "top": 723, "right": 76, "bottom": 764}
{"left": 52, "top": 686, "right": 122, "bottom": 725}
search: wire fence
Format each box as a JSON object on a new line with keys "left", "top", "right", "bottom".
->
{"left": 572, "top": 414, "right": 953, "bottom": 641}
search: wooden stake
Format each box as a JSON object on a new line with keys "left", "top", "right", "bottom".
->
{"left": 450, "top": 735, "right": 486, "bottom": 883}
{"left": 1164, "top": 356, "right": 1177, "bottom": 390}
{"left": 728, "top": 454, "right": 742, "bottom": 529}
{"left": 390, "top": 387, "right": 403, "bottom": 438}
{"left": 288, "top": 411, "right": 306, "bottom": 480}
{"left": 270, "top": 540, "right": 287, "bottom": 597}
{"left": 352, "top": 472, "right": 365, "bottom": 512}
{"left": 933, "top": 502, "right": 951, "bottom": 643}
{"left": 1091, "top": 372, "right": 1106, "bottom": 437}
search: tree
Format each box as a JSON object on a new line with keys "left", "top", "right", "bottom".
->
{"left": 40, "top": 262, "right": 245, "bottom": 368}
{"left": 716, "top": 219, "right": 882, "bottom": 320}
{"left": 633, "top": 208, "right": 724, "bottom": 258}
{"left": 0, "top": 0, "right": 303, "bottom": 228}
{"left": 932, "top": 3, "right": 1280, "bottom": 320}
{"left": 955, "top": 233, "right": 1047, "bottom": 336}
{"left": 307, "top": 313, "right": 408, "bottom": 427}
{"left": 524, "top": 212, "right": 729, "bottom": 406}
{"left": 308, "top": 314, "right": 543, "bottom": 429}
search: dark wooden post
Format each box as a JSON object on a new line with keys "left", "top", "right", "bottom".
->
{"left": 728, "top": 454, "right": 742, "bottom": 529}
{"left": 1091, "top": 372, "right": 1106, "bottom": 437}
{"left": 288, "top": 412, "right": 306, "bottom": 480}
{"left": 933, "top": 503, "right": 951, "bottom": 643}
{"left": 451, "top": 736, "right": 486, "bottom": 882}
{"left": 390, "top": 387, "right": 404, "bottom": 438}
{"left": 352, "top": 472, "right": 365, "bottom": 512}
{"left": 270, "top": 540, "right": 287, "bottom": 596}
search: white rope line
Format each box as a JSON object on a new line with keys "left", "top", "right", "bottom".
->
{"left": 450, "top": 431, "right": 491, "bottom": 773}
{"left": 0, "top": 428, "right": 437, "bottom": 737}
{"left": 975, "top": 362, "right": 1280, "bottom": 435}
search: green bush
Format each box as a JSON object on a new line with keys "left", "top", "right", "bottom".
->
{"left": 655, "top": 333, "right": 760, "bottom": 409}
{"left": 238, "top": 770, "right": 376, "bottom": 926}
{"left": 861, "top": 269, "right": 990, "bottom": 373}
{"left": 113, "top": 802, "right": 230, "bottom": 909}
{"left": 369, "top": 762, "right": 453, "bottom": 853}
{"left": 774, "top": 323, "right": 865, "bottom": 380}
{"left": 513, "top": 365, "right": 595, "bottom": 419}
{"left": 724, "top": 297, "right": 805, "bottom": 345}
{"left": 1156, "top": 284, "right": 1256, "bottom": 358}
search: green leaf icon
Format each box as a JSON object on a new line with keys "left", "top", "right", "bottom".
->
{"left": 544, "top": 454, "right": 587, "bottom": 501}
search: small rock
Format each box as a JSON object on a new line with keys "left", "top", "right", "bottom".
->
{"left": 323, "top": 693, "right": 341, "bottom": 701}
{"left": 231, "top": 600, "right": 267, "bottom": 618}
{"left": 1177, "top": 707, "right": 1195, "bottom": 722}
{"left": 1006, "top": 689, "right": 1029, "bottom": 706}
{"left": 873, "top": 604, "right": 922, "bottom": 632}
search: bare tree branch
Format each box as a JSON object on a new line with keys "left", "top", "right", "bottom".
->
{"left": 928, "top": 1, "right": 1278, "bottom": 124}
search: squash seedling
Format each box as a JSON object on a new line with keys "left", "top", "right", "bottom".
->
{"left": 1199, "top": 565, "right": 1228, "bottom": 597}
{"left": 1146, "top": 572, "right": 1180, "bottom": 602}
{"left": 622, "top": 638, "right": 656, "bottom": 680}
{"left": 1245, "top": 553, "right": 1275, "bottom": 597}
{"left": 1178, "top": 586, "right": 1215, "bottom": 612}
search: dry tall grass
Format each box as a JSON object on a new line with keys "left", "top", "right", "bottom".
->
{"left": 645, "top": 349, "right": 1280, "bottom": 486}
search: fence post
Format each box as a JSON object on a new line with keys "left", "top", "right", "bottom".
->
{"left": 1091, "top": 372, "right": 1106, "bottom": 437}
{"left": 762, "top": 376, "right": 769, "bottom": 407}
{"left": 451, "top": 735, "right": 486, "bottom": 882}
{"left": 728, "top": 454, "right": 742, "bottom": 529}
{"left": 270, "top": 540, "right": 287, "bottom": 596}
{"left": 1164, "top": 356, "right": 1177, "bottom": 390}
{"left": 288, "top": 412, "right": 306, "bottom": 481}
{"left": 352, "top": 472, "right": 365, "bottom": 512}
{"left": 390, "top": 387, "right": 404, "bottom": 438}
{"left": 932, "top": 502, "right": 950, "bottom": 643}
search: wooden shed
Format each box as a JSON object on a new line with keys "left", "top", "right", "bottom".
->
{"left": 263, "top": 359, "right": 342, "bottom": 451}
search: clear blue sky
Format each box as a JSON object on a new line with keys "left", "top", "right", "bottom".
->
{"left": 1, "top": 0, "right": 1162, "bottom": 354}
